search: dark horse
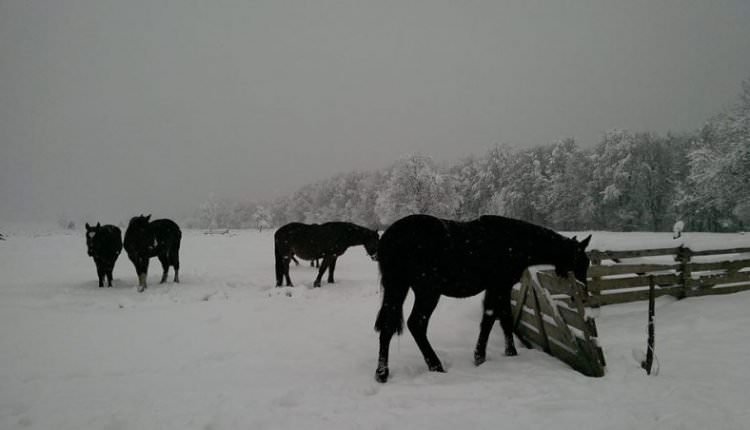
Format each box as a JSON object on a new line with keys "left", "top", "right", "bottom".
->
{"left": 124, "top": 214, "right": 182, "bottom": 292}
{"left": 373, "top": 214, "right": 591, "bottom": 383}
{"left": 275, "top": 222, "right": 379, "bottom": 287}
{"left": 85, "top": 222, "right": 122, "bottom": 287}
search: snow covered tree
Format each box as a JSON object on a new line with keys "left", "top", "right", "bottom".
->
{"left": 252, "top": 205, "right": 272, "bottom": 232}
{"left": 543, "top": 139, "right": 594, "bottom": 230}
{"left": 679, "top": 79, "right": 750, "bottom": 230}
{"left": 375, "top": 155, "right": 460, "bottom": 225}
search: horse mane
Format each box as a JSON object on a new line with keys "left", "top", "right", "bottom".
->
{"left": 479, "top": 215, "right": 568, "bottom": 241}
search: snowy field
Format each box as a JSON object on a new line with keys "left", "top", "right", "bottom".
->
{"left": 1, "top": 227, "right": 750, "bottom": 429}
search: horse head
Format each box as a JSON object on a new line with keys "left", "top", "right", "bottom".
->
{"left": 85, "top": 222, "right": 101, "bottom": 256}
{"left": 363, "top": 229, "right": 380, "bottom": 261}
{"left": 554, "top": 234, "right": 592, "bottom": 285}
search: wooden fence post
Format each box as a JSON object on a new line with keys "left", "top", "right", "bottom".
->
{"left": 676, "top": 246, "right": 693, "bottom": 298}
{"left": 588, "top": 251, "right": 603, "bottom": 307}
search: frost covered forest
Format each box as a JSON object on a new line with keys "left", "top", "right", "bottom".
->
{"left": 191, "top": 79, "right": 750, "bottom": 233}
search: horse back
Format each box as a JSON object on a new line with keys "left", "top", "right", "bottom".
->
{"left": 149, "top": 219, "right": 181, "bottom": 241}
{"left": 94, "top": 225, "right": 123, "bottom": 259}
{"left": 379, "top": 215, "right": 516, "bottom": 297}
{"left": 275, "top": 223, "right": 321, "bottom": 260}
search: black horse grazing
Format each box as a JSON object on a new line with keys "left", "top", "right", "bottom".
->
{"left": 275, "top": 221, "right": 379, "bottom": 287}
{"left": 373, "top": 214, "right": 591, "bottom": 383}
{"left": 85, "top": 223, "right": 122, "bottom": 287}
{"left": 124, "top": 214, "right": 182, "bottom": 292}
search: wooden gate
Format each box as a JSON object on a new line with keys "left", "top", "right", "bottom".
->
{"left": 511, "top": 269, "right": 606, "bottom": 377}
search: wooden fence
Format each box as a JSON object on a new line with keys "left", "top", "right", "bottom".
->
{"left": 510, "top": 245, "right": 750, "bottom": 377}
{"left": 512, "top": 270, "right": 606, "bottom": 377}
{"left": 587, "top": 246, "right": 750, "bottom": 306}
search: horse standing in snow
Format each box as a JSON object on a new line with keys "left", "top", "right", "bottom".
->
{"left": 124, "top": 215, "right": 182, "bottom": 292}
{"left": 373, "top": 214, "right": 591, "bottom": 383}
{"left": 275, "top": 222, "right": 379, "bottom": 287}
{"left": 85, "top": 223, "right": 122, "bottom": 287}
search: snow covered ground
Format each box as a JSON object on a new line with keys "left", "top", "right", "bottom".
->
{"left": 1, "top": 227, "right": 749, "bottom": 429}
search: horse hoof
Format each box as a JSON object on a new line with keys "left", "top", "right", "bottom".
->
{"left": 505, "top": 347, "right": 518, "bottom": 357}
{"left": 375, "top": 367, "right": 389, "bottom": 383}
{"left": 428, "top": 364, "right": 446, "bottom": 373}
{"left": 474, "top": 353, "right": 486, "bottom": 366}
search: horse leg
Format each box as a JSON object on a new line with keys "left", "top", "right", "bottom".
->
{"left": 171, "top": 247, "right": 180, "bottom": 283}
{"left": 96, "top": 261, "right": 105, "bottom": 288}
{"left": 498, "top": 293, "right": 518, "bottom": 356}
{"left": 313, "top": 257, "right": 332, "bottom": 288}
{"left": 407, "top": 290, "right": 445, "bottom": 373}
{"left": 376, "top": 330, "right": 395, "bottom": 383}
{"left": 275, "top": 250, "right": 292, "bottom": 287}
{"left": 327, "top": 257, "right": 337, "bottom": 283}
{"left": 137, "top": 258, "right": 149, "bottom": 292}
{"left": 158, "top": 254, "right": 169, "bottom": 284}
{"left": 474, "top": 292, "right": 500, "bottom": 365}
{"left": 374, "top": 276, "right": 410, "bottom": 383}
{"left": 105, "top": 261, "right": 114, "bottom": 287}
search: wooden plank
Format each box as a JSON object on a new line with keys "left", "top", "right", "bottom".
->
{"left": 588, "top": 248, "right": 680, "bottom": 260}
{"left": 690, "top": 247, "right": 750, "bottom": 257}
{"left": 534, "top": 271, "right": 573, "bottom": 295}
{"left": 512, "top": 273, "right": 532, "bottom": 330}
{"left": 692, "top": 272, "right": 750, "bottom": 288}
{"left": 588, "top": 264, "right": 679, "bottom": 277}
{"left": 557, "top": 305, "right": 589, "bottom": 333}
{"left": 515, "top": 306, "right": 580, "bottom": 348}
{"left": 530, "top": 284, "right": 551, "bottom": 353}
{"left": 566, "top": 273, "right": 603, "bottom": 373}
{"left": 547, "top": 337, "right": 602, "bottom": 377}
{"left": 597, "top": 285, "right": 683, "bottom": 306}
{"left": 515, "top": 320, "right": 548, "bottom": 349}
{"left": 572, "top": 337, "right": 606, "bottom": 377}
{"left": 589, "top": 273, "right": 681, "bottom": 291}
{"left": 689, "top": 259, "right": 750, "bottom": 272}
{"left": 690, "top": 283, "right": 750, "bottom": 297}
{"left": 530, "top": 278, "right": 579, "bottom": 348}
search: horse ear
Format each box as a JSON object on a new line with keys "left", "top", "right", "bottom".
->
{"left": 571, "top": 235, "right": 577, "bottom": 241}
{"left": 85, "top": 223, "right": 91, "bottom": 230}
{"left": 146, "top": 214, "right": 151, "bottom": 221}
{"left": 579, "top": 234, "right": 592, "bottom": 249}
{"left": 96, "top": 222, "right": 101, "bottom": 228}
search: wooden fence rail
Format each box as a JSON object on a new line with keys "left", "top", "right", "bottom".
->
{"left": 587, "top": 246, "right": 750, "bottom": 306}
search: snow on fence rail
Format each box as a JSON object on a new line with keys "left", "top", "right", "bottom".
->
{"left": 587, "top": 246, "right": 750, "bottom": 306}
{"left": 512, "top": 270, "right": 606, "bottom": 377}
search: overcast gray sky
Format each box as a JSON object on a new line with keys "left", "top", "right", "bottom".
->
{"left": 1, "top": 0, "right": 749, "bottom": 222}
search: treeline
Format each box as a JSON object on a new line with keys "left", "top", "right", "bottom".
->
{"left": 189, "top": 79, "right": 750, "bottom": 232}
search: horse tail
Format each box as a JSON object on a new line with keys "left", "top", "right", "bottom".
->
{"left": 274, "top": 240, "right": 287, "bottom": 285}
{"left": 374, "top": 261, "right": 409, "bottom": 336}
